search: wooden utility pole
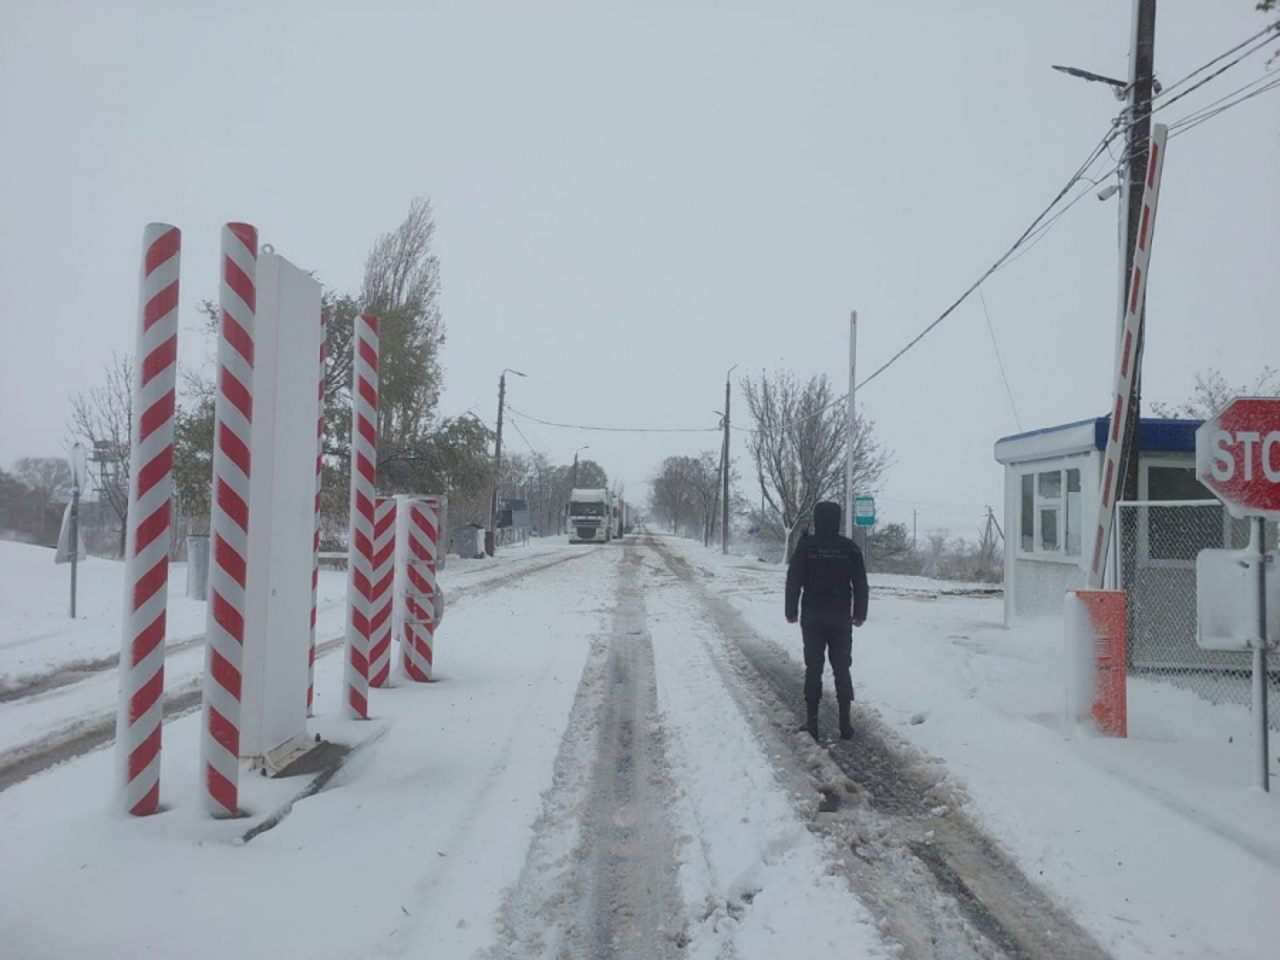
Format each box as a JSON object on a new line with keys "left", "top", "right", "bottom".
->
{"left": 721, "top": 368, "right": 734, "bottom": 554}
{"left": 1117, "top": 0, "right": 1157, "bottom": 510}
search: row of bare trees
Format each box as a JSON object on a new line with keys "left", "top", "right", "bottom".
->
{"left": 645, "top": 369, "right": 890, "bottom": 560}
{"left": 648, "top": 452, "right": 730, "bottom": 544}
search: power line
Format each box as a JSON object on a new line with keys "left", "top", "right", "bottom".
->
{"left": 977, "top": 284, "right": 1022, "bottom": 431}
{"left": 506, "top": 404, "right": 719, "bottom": 434}
{"left": 1168, "top": 75, "right": 1280, "bottom": 136}
{"left": 1152, "top": 20, "right": 1279, "bottom": 103}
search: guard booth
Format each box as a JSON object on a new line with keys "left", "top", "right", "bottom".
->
{"left": 994, "top": 415, "right": 1205, "bottom": 621}
{"left": 996, "top": 414, "right": 1278, "bottom": 720}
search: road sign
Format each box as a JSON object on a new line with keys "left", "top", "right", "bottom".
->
{"left": 1195, "top": 396, "right": 1280, "bottom": 520}
{"left": 1197, "top": 546, "right": 1277, "bottom": 651}
{"left": 70, "top": 442, "right": 87, "bottom": 494}
{"left": 854, "top": 496, "right": 876, "bottom": 527}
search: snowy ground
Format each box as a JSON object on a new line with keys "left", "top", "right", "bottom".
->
{"left": 0, "top": 533, "right": 1276, "bottom": 958}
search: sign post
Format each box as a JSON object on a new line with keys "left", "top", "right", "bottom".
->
{"left": 1194, "top": 396, "right": 1280, "bottom": 792}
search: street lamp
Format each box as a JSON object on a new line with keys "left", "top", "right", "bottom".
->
{"left": 572, "top": 445, "right": 589, "bottom": 488}
{"left": 487, "top": 368, "right": 527, "bottom": 556}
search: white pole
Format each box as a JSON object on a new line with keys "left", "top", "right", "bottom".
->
{"left": 1253, "top": 517, "right": 1270, "bottom": 793}
{"left": 845, "top": 311, "right": 857, "bottom": 539}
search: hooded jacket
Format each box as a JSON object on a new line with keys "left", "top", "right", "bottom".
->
{"left": 785, "top": 501, "right": 870, "bottom": 625}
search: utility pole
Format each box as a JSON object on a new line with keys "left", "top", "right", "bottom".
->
{"left": 845, "top": 311, "right": 857, "bottom": 539}
{"left": 1117, "top": 0, "right": 1157, "bottom": 513}
{"left": 722, "top": 364, "right": 737, "bottom": 555}
{"left": 488, "top": 368, "right": 526, "bottom": 556}
{"left": 912, "top": 509, "right": 918, "bottom": 550}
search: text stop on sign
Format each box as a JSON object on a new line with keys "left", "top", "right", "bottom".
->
{"left": 1195, "top": 397, "right": 1280, "bottom": 520}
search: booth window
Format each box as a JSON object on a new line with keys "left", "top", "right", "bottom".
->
{"left": 1021, "top": 466, "right": 1082, "bottom": 557}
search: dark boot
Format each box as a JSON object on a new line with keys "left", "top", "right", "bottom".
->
{"left": 838, "top": 699, "right": 853, "bottom": 741}
{"left": 800, "top": 703, "right": 819, "bottom": 741}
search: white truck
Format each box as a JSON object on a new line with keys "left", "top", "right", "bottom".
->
{"left": 568, "top": 488, "right": 612, "bottom": 544}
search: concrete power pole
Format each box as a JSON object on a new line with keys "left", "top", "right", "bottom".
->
{"left": 722, "top": 365, "right": 737, "bottom": 554}
{"left": 1116, "top": 0, "right": 1157, "bottom": 510}
{"left": 845, "top": 311, "right": 857, "bottom": 539}
{"left": 486, "top": 373, "right": 506, "bottom": 557}
{"left": 488, "top": 368, "right": 526, "bottom": 557}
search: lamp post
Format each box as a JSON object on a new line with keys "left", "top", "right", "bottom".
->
{"left": 572, "top": 445, "right": 589, "bottom": 488}
{"left": 487, "top": 368, "right": 526, "bottom": 556}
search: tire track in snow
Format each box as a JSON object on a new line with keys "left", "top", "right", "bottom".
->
{"left": 0, "top": 548, "right": 601, "bottom": 794}
{"left": 649, "top": 536, "right": 1110, "bottom": 960}
{"left": 489, "top": 539, "right": 687, "bottom": 959}
{"left": 0, "top": 549, "right": 595, "bottom": 707}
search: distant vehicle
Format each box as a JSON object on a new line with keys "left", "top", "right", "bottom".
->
{"left": 568, "top": 488, "right": 612, "bottom": 544}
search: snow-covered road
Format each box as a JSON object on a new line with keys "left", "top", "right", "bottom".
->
{"left": 1, "top": 533, "right": 1276, "bottom": 959}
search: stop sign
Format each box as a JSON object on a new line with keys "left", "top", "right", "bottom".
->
{"left": 1195, "top": 397, "right": 1280, "bottom": 520}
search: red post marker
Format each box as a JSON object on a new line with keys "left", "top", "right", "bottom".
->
{"left": 115, "top": 223, "right": 181, "bottom": 816}
{"left": 200, "top": 222, "right": 258, "bottom": 816}
{"left": 344, "top": 315, "right": 379, "bottom": 718}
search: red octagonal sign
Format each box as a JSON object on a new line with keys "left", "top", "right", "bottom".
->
{"left": 1195, "top": 396, "right": 1280, "bottom": 520}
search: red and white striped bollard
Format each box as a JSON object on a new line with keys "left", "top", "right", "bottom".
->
{"left": 114, "top": 223, "right": 181, "bottom": 816}
{"left": 369, "top": 497, "right": 397, "bottom": 686}
{"left": 344, "top": 314, "right": 379, "bottom": 718}
{"left": 400, "top": 497, "right": 440, "bottom": 682}
{"left": 199, "top": 222, "right": 258, "bottom": 816}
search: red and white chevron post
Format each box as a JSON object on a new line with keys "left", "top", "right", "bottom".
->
{"left": 114, "top": 223, "right": 181, "bottom": 816}
{"left": 400, "top": 497, "right": 441, "bottom": 682}
{"left": 368, "top": 497, "right": 397, "bottom": 687}
{"left": 308, "top": 314, "right": 326, "bottom": 716}
{"left": 344, "top": 314, "right": 379, "bottom": 719}
{"left": 199, "top": 222, "right": 258, "bottom": 816}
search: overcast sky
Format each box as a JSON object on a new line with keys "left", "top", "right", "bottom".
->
{"left": 2, "top": 1, "right": 1276, "bottom": 535}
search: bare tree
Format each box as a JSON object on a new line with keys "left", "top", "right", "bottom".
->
{"left": 649, "top": 455, "right": 699, "bottom": 536}
{"left": 743, "top": 369, "right": 890, "bottom": 561}
{"left": 68, "top": 354, "right": 133, "bottom": 557}
{"left": 922, "top": 529, "right": 949, "bottom": 579}
{"left": 13, "top": 457, "right": 72, "bottom": 541}
{"left": 1151, "top": 366, "right": 1280, "bottom": 420}
{"left": 361, "top": 198, "right": 446, "bottom": 455}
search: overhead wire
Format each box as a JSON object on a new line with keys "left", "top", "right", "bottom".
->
{"left": 494, "top": 26, "right": 1280, "bottom": 443}
{"left": 977, "top": 285, "right": 1022, "bottom": 431}
{"left": 506, "top": 403, "right": 719, "bottom": 434}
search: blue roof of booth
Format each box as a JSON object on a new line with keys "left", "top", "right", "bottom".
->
{"left": 995, "top": 416, "right": 1202, "bottom": 464}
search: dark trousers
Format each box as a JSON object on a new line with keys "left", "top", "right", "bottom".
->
{"left": 802, "top": 621, "right": 853, "bottom": 707}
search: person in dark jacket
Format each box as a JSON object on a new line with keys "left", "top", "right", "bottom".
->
{"left": 785, "top": 501, "right": 869, "bottom": 741}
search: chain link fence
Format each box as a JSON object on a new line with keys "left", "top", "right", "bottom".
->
{"left": 1118, "top": 501, "right": 1278, "bottom": 730}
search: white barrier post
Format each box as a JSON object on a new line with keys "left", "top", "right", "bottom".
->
{"left": 344, "top": 314, "right": 379, "bottom": 719}
{"left": 199, "top": 222, "right": 258, "bottom": 816}
{"left": 114, "top": 223, "right": 181, "bottom": 816}
{"left": 308, "top": 314, "right": 326, "bottom": 716}
{"left": 369, "top": 496, "right": 397, "bottom": 687}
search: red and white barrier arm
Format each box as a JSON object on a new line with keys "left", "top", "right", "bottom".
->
{"left": 1088, "top": 123, "right": 1168, "bottom": 589}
